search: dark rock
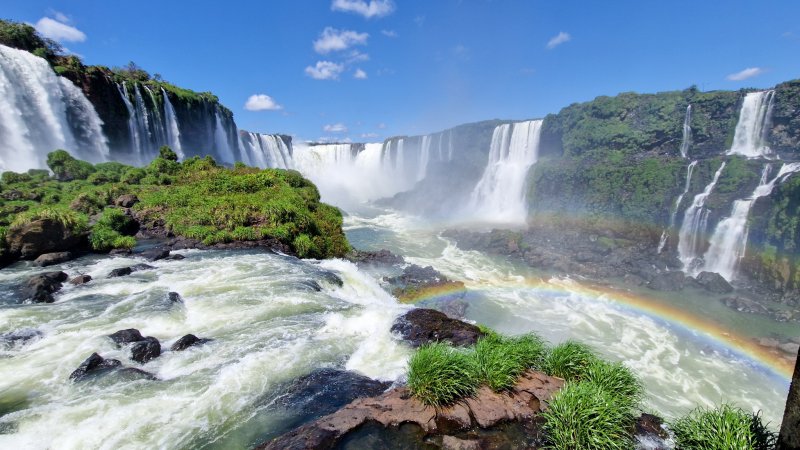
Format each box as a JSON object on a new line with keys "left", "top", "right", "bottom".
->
{"left": 0, "top": 329, "right": 43, "bottom": 349}
{"left": 108, "top": 264, "right": 154, "bottom": 278}
{"left": 779, "top": 347, "right": 800, "bottom": 449}
{"left": 115, "top": 194, "right": 139, "bottom": 208}
{"left": 164, "top": 253, "right": 185, "bottom": 261}
{"left": 722, "top": 296, "right": 770, "bottom": 315}
{"left": 634, "top": 413, "right": 669, "bottom": 449}
{"left": 109, "top": 248, "right": 132, "bottom": 256}
{"left": 318, "top": 271, "right": 343, "bottom": 287}
{"left": 345, "top": 249, "right": 405, "bottom": 266}
{"left": 647, "top": 271, "right": 687, "bottom": 291}
{"left": 6, "top": 218, "right": 86, "bottom": 260}
{"left": 391, "top": 309, "right": 484, "bottom": 347}
{"left": 170, "top": 334, "right": 210, "bottom": 351}
{"left": 299, "top": 280, "right": 323, "bottom": 292}
{"left": 108, "top": 328, "right": 145, "bottom": 346}
{"left": 167, "top": 292, "right": 183, "bottom": 303}
{"left": 115, "top": 367, "right": 158, "bottom": 381}
{"left": 138, "top": 248, "right": 170, "bottom": 261}
{"left": 22, "top": 271, "right": 68, "bottom": 303}
{"left": 130, "top": 337, "right": 161, "bottom": 363}
{"left": 33, "top": 252, "right": 73, "bottom": 267}
{"left": 70, "top": 274, "right": 92, "bottom": 285}
{"left": 384, "top": 264, "right": 466, "bottom": 304}
{"left": 695, "top": 271, "right": 734, "bottom": 294}
{"left": 69, "top": 353, "right": 122, "bottom": 381}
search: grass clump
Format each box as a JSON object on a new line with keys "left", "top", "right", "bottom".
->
{"left": 10, "top": 207, "right": 88, "bottom": 234}
{"left": 583, "top": 360, "right": 643, "bottom": 407}
{"left": 407, "top": 342, "right": 479, "bottom": 407}
{"left": 542, "top": 381, "right": 635, "bottom": 450}
{"left": 474, "top": 333, "right": 547, "bottom": 391}
{"left": 541, "top": 340, "right": 599, "bottom": 380}
{"left": 671, "top": 404, "right": 777, "bottom": 450}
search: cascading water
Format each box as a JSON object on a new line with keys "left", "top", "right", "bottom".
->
{"left": 727, "top": 91, "right": 776, "bottom": 158}
{"left": 416, "top": 135, "right": 431, "bottom": 182}
{"left": 238, "top": 132, "right": 293, "bottom": 169}
{"left": 680, "top": 105, "right": 692, "bottom": 159}
{"left": 161, "top": 88, "right": 184, "bottom": 158}
{"left": 658, "top": 160, "right": 698, "bottom": 253}
{"left": 213, "top": 112, "right": 236, "bottom": 164}
{"left": 144, "top": 86, "right": 167, "bottom": 147}
{"left": 702, "top": 162, "right": 800, "bottom": 280}
{"left": 0, "top": 45, "right": 109, "bottom": 171}
{"left": 467, "top": 120, "right": 543, "bottom": 224}
{"left": 677, "top": 162, "right": 726, "bottom": 273}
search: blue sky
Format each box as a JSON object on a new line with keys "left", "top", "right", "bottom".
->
{"left": 5, "top": 0, "right": 800, "bottom": 142}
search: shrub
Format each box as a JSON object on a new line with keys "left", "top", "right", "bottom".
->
{"left": 407, "top": 342, "right": 480, "bottom": 407}
{"left": 473, "top": 333, "right": 548, "bottom": 391}
{"left": 293, "top": 233, "right": 314, "bottom": 258}
{"left": 671, "top": 404, "right": 777, "bottom": 450}
{"left": 89, "top": 208, "right": 136, "bottom": 252}
{"left": 1, "top": 171, "right": 31, "bottom": 184}
{"left": 121, "top": 168, "right": 146, "bottom": 184}
{"left": 158, "top": 145, "right": 178, "bottom": 161}
{"left": 542, "top": 340, "right": 599, "bottom": 380}
{"left": 542, "top": 381, "right": 635, "bottom": 450}
{"left": 46, "top": 150, "right": 96, "bottom": 181}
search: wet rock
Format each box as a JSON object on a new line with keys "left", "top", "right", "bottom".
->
{"left": 170, "top": 334, "right": 210, "bottom": 351}
{"left": 779, "top": 346, "right": 800, "bottom": 449}
{"left": 108, "top": 328, "right": 145, "bottom": 346}
{"left": 130, "top": 336, "right": 161, "bottom": 363}
{"left": 167, "top": 292, "right": 183, "bottom": 303}
{"left": 70, "top": 274, "right": 92, "bottom": 285}
{"left": 318, "top": 270, "right": 344, "bottom": 287}
{"left": 107, "top": 264, "right": 154, "bottom": 278}
{"left": 33, "top": 251, "right": 73, "bottom": 267}
{"left": 391, "top": 308, "right": 484, "bottom": 347}
{"left": 109, "top": 248, "right": 132, "bottom": 256}
{"left": 634, "top": 413, "right": 669, "bottom": 449}
{"left": 6, "top": 218, "right": 86, "bottom": 260}
{"left": 384, "top": 265, "right": 466, "bottom": 304}
{"left": 22, "top": 271, "right": 68, "bottom": 303}
{"left": 0, "top": 329, "right": 43, "bottom": 350}
{"left": 441, "top": 435, "right": 480, "bottom": 450}
{"left": 722, "top": 296, "right": 770, "bottom": 315}
{"left": 114, "top": 194, "right": 139, "bottom": 208}
{"left": 694, "top": 271, "right": 734, "bottom": 294}
{"left": 114, "top": 367, "right": 158, "bottom": 381}
{"left": 138, "top": 248, "right": 170, "bottom": 262}
{"left": 69, "top": 353, "right": 122, "bottom": 381}
{"left": 299, "top": 280, "right": 323, "bottom": 292}
{"left": 164, "top": 253, "right": 185, "bottom": 261}
{"left": 345, "top": 249, "right": 405, "bottom": 267}
{"left": 647, "top": 271, "right": 687, "bottom": 291}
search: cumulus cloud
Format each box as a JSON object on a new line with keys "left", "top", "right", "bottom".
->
{"left": 34, "top": 16, "right": 86, "bottom": 43}
{"left": 313, "top": 27, "right": 369, "bottom": 54}
{"left": 726, "top": 67, "right": 764, "bottom": 81}
{"left": 331, "top": 0, "right": 395, "bottom": 18}
{"left": 546, "top": 31, "right": 571, "bottom": 49}
{"left": 323, "top": 123, "right": 348, "bottom": 133}
{"left": 305, "top": 61, "right": 345, "bottom": 80}
{"left": 381, "top": 29, "right": 398, "bottom": 38}
{"left": 354, "top": 69, "right": 368, "bottom": 79}
{"left": 244, "top": 94, "right": 282, "bottom": 111}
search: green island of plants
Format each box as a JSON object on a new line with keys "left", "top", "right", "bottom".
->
{"left": 406, "top": 328, "right": 778, "bottom": 449}
{"left": 0, "top": 148, "right": 349, "bottom": 261}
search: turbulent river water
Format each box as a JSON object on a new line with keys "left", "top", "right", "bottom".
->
{"left": 0, "top": 206, "right": 793, "bottom": 449}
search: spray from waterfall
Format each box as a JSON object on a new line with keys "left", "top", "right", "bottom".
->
{"left": 727, "top": 91, "right": 776, "bottom": 158}
{"left": 677, "top": 162, "right": 726, "bottom": 273}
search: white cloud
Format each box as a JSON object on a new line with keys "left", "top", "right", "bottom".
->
{"left": 52, "top": 11, "right": 71, "bottom": 23}
{"left": 726, "top": 67, "right": 764, "bottom": 81}
{"left": 305, "top": 61, "right": 345, "bottom": 80}
{"left": 331, "top": 0, "right": 395, "bottom": 18}
{"left": 345, "top": 50, "right": 370, "bottom": 63}
{"left": 381, "top": 29, "right": 398, "bottom": 38}
{"left": 244, "top": 94, "right": 282, "bottom": 111}
{"left": 313, "top": 27, "right": 369, "bottom": 54}
{"left": 354, "top": 69, "right": 368, "bottom": 79}
{"left": 323, "top": 123, "right": 348, "bottom": 133}
{"left": 546, "top": 31, "right": 571, "bottom": 49}
{"left": 34, "top": 16, "right": 86, "bottom": 43}
{"left": 360, "top": 132, "right": 379, "bottom": 139}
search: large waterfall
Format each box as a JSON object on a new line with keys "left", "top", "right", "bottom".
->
{"left": 677, "top": 162, "right": 726, "bottom": 272}
{"left": 238, "top": 132, "right": 293, "bottom": 169}
{"left": 161, "top": 87, "right": 183, "bottom": 158}
{"left": 658, "top": 160, "right": 698, "bottom": 253}
{"left": 702, "top": 162, "right": 800, "bottom": 280}
{"left": 727, "top": 91, "right": 775, "bottom": 158}
{"left": 0, "top": 45, "right": 109, "bottom": 172}
{"left": 467, "top": 120, "right": 543, "bottom": 224}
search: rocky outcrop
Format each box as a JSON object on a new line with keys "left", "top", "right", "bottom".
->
{"left": 33, "top": 251, "right": 73, "bottom": 267}
{"left": 131, "top": 337, "right": 161, "bottom": 363}
{"left": 258, "top": 370, "right": 564, "bottom": 450}
{"left": 391, "top": 309, "right": 484, "bottom": 347}
{"left": 383, "top": 264, "right": 466, "bottom": 304}
{"left": 6, "top": 218, "right": 87, "bottom": 260}
{"left": 648, "top": 271, "right": 688, "bottom": 292}
{"left": 170, "top": 334, "right": 210, "bottom": 351}
{"left": 115, "top": 194, "right": 139, "bottom": 208}
{"left": 70, "top": 274, "right": 92, "bottom": 285}
{"left": 21, "top": 271, "right": 68, "bottom": 303}
{"left": 694, "top": 271, "right": 734, "bottom": 294}
{"left": 780, "top": 346, "right": 800, "bottom": 449}
{"left": 137, "top": 248, "right": 170, "bottom": 261}
{"left": 109, "top": 328, "right": 145, "bottom": 346}
{"left": 69, "top": 353, "right": 122, "bottom": 381}
{"left": 108, "top": 263, "right": 154, "bottom": 278}
{"left": 345, "top": 249, "right": 405, "bottom": 267}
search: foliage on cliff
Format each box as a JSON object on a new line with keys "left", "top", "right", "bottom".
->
{"left": 0, "top": 150, "right": 349, "bottom": 259}
{"left": 0, "top": 19, "right": 62, "bottom": 62}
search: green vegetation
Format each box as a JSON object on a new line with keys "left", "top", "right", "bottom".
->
{"left": 0, "top": 150, "right": 349, "bottom": 259}
{"left": 541, "top": 340, "right": 598, "bottom": 380}
{"left": 473, "top": 333, "right": 547, "bottom": 391}
{"left": 670, "top": 404, "right": 777, "bottom": 450}
{"left": 0, "top": 19, "right": 62, "bottom": 63}
{"left": 407, "top": 342, "right": 480, "bottom": 407}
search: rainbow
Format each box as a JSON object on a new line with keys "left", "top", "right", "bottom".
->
{"left": 403, "top": 276, "right": 796, "bottom": 380}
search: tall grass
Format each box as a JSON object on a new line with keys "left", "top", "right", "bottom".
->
{"left": 473, "top": 333, "right": 547, "bottom": 391}
{"left": 671, "top": 404, "right": 777, "bottom": 450}
{"left": 541, "top": 340, "right": 598, "bottom": 380}
{"left": 407, "top": 342, "right": 480, "bottom": 407}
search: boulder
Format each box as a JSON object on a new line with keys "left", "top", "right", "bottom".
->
{"left": 167, "top": 292, "right": 183, "bottom": 303}
{"left": 70, "top": 274, "right": 92, "bottom": 285}
{"left": 22, "top": 271, "right": 68, "bottom": 303}
{"left": 170, "top": 334, "right": 210, "bottom": 351}
{"left": 390, "top": 309, "right": 484, "bottom": 347}
{"left": 647, "top": 271, "right": 687, "bottom": 291}
{"left": 0, "top": 328, "right": 43, "bottom": 350}
{"left": 115, "top": 194, "right": 139, "bottom": 208}
{"left": 115, "top": 367, "right": 158, "bottom": 381}
{"left": 108, "top": 328, "right": 145, "bottom": 346}
{"left": 694, "top": 271, "right": 734, "bottom": 294}
{"left": 345, "top": 249, "right": 405, "bottom": 266}
{"left": 779, "top": 347, "right": 800, "bottom": 449}
{"left": 33, "top": 252, "right": 73, "bottom": 267}
{"left": 722, "top": 296, "right": 770, "bottom": 315}
{"left": 164, "top": 253, "right": 185, "bottom": 261}
{"left": 6, "top": 218, "right": 85, "bottom": 260}
{"left": 108, "top": 264, "right": 154, "bottom": 278}
{"left": 138, "top": 248, "right": 170, "bottom": 262}
{"left": 69, "top": 353, "right": 122, "bottom": 381}
{"left": 130, "top": 336, "right": 161, "bottom": 363}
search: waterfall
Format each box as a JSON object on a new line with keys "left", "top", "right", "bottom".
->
{"left": 144, "top": 86, "right": 167, "bottom": 146}
{"left": 467, "top": 120, "right": 543, "bottom": 224}
{"left": 658, "top": 160, "right": 698, "bottom": 253}
{"left": 238, "top": 132, "right": 293, "bottom": 169}
{"left": 417, "top": 135, "right": 431, "bottom": 182}
{"left": 701, "top": 162, "right": 800, "bottom": 280}
{"left": 161, "top": 88, "right": 183, "bottom": 158}
{"left": 0, "top": 44, "right": 108, "bottom": 171}
{"left": 677, "top": 161, "right": 726, "bottom": 273}
{"left": 214, "top": 111, "right": 236, "bottom": 164}
{"left": 680, "top": 105, "right": 692, "bottom": 159}
{"left": 727, "top": 91, "right": 776, "bottom": 158}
